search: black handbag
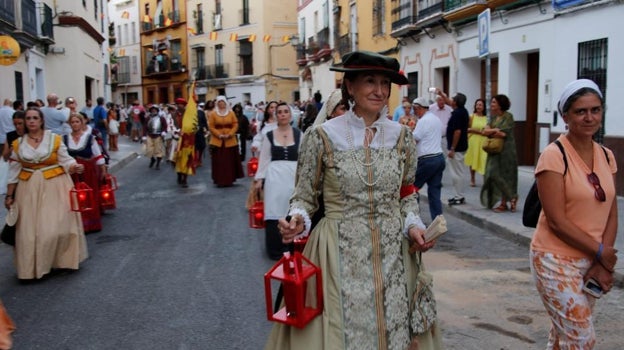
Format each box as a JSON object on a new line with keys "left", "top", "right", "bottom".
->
{"left": 523, "top": 140, "right": 566, "bottom": 228}
{"left": 0, "top": 224, "right": 15, "bottom": 246}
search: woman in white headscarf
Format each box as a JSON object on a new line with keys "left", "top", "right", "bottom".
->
{"left": 207, "top": 96, "right": 244, "bottom": 187}
{"left": 312, "top": 89, "right": 347, "bottom": 128}
{"left": 530, "top": 79, "right": 617, "bottom": 349}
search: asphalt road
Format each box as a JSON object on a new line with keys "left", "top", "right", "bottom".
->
{"left": 2, "top": 152, "right": 624, "bottom": 350}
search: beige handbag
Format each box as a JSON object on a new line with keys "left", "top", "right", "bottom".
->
{"left": 482, "top": 137, "right": 504, "bottom": 154}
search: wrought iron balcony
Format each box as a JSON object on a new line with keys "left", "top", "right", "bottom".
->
{"left": 145, "top": 55, "right": 187, "bottom": 77}
{"left": 443, "top": 0, "right": 488, "bottom": 23}
{"left": 337, "top": 33, "right": 353, "bottom": 57}
{"left": 391, "top": 1, "right": 418, "bottom": 37}
{"left": 0, "top": 0, "right": 15, "bottom": 26}
{"left": 21, "top": 0, "right": 37, "bottom": 37}
{"left": 194, "top": 63, "right": 230, "bottom": 80}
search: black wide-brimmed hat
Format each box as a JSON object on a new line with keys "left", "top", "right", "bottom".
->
{"left": 330, "top": 51, "right": 408, "bottom": 85}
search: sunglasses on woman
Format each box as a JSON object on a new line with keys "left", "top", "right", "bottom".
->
{"left": 587, "top": 172, "right": 606, "bottom": 202}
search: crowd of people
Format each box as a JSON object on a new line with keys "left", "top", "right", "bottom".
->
{"left": 0, "top": 50, "right": 617, "bottom": 349}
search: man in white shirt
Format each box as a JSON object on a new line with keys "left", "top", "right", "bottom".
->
{"left": 429, "top": 93, "right": 453, "bottom": 153}
{"left": 0, "top": 99, "right": 15, "bottom": 149}
{"left": 40, "top": 93, "right": 68, "bottom": 135}
{"left": 412, "top": 97, "right": 445, "bottom": 222}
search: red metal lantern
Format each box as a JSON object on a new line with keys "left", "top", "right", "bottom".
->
{"left": 103, "top": 174, "right": 118, "bottom": 190}
{"left": 264, "top": 251, "right": 323, "bottom": 328}
{"left": 247, "top": 156, "right": 259, "bottom": 177}
{"left": 100, "top": 184, "right": 116, "bottom": 210}
{"left": 249, "top": 200, "right": 265, "bottom": 228}
{"left": 70, "top": 182, "right": 95, "bottom": 212}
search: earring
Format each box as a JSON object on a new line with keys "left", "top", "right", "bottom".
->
{"left": 565, "top": 124, "right": 569, "bottom": 130}
{"left": 348, "top": 98, "right": 355, "bottom": 111}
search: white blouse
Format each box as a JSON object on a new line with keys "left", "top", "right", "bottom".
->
{"left": 8, "top": 130, "right": 77, "bottom": 184}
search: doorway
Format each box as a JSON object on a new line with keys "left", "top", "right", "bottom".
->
{"left": 524, "top": 52, "right": 539, "bottom": 165}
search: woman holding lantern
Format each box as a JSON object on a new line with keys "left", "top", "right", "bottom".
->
{"left": 63, "top": 112, "right": 108, "bottom": 233}
{"left": 266, "top": 51, "right": 443, "bottom": 349}
{"left": 4, "top": 107, "right": 88, "bottom": 280}
{"left": 253, "top": 102, "right": 302, "bottom": 260}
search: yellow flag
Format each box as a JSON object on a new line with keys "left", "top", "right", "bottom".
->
{"left": 181, "top": 82, "right": 197, "bottom": 134}
{"left": 176, "top": 81, "right": 198, "bottom": 175}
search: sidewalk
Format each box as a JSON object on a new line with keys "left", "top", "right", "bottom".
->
{"left": 420, "top": 164, "right": 624, "bottom": 283}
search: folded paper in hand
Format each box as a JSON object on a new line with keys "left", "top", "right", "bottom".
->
{"left": 424, "top": 215, "right": 447, "bottom": 243}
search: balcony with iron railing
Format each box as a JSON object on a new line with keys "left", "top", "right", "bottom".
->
{"left": 443, "top": 0, "right": 488, "bottom": 23}
{"left": 145, "top": 55, "right": 186, "bottom": 77}
{"left": 40, "top": 3, "right": 54, "bottom": 43}
{"left": 337, "top": 33, "right": 357, "bottom": 57}
{"left": 168, "top": 10, "right": 181, "bottom": 23}
{"left": 416, "top": 0, "right": 445, "bottom": 26}
{"left": 391, "top": 1, "right": 418, "bottom": 37}
{"left": 0, "top": 0, "right": 15, "bottom": 26}
{"left": 239, "top": 8, "right": 250, "bottom": 25}
{"left": 21, "top": 0, "right": 37, "bottom": 36}
{"left": 195, "top": 10, "right": 204, "bottom": 34}
{"left": 10, "top": 0, "right": 39, "bottom": 48}
{"left": 295, "top": 44, "right": 307, "bottom": 66}
{"left": 194, "top": 63, "right": 230, "bottom": 80}
{"left": 111, "top": 71, "right": 130, "bottom": 85}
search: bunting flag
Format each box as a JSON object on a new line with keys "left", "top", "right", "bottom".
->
{"left": 248, "top": 34, "right": 256, "bottom": 42}
{"left": 230, "top": 33, "right": 238, "bottom": 42}
{"left": 176, "top": 81, "right": 198, "bottom": 176}
{"left": 282, "top": 35, "right": 291, "bottom": 43}
{"left": 164, "top": 17, "right": 173, "bottom": 26}
{"left": 209, "top": 31, "right": 218, "bottom": 40}
{"left": 118, "top": 48, "right": 126, "bottom": 56}
{"left": 187, "top": 27, "right": 197, "bottom": 35}
{"left": 263, "top": 35, "right": 271, "bottom": 42}
{"left": 121, "top": 11, "right": 130, "bottom": 19}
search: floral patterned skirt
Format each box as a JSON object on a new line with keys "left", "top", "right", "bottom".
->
{"left": 530, "top": 250, "right": 596, "bottom": 349}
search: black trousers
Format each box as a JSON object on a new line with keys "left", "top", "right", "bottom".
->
{"left": 265, "top": 220, "right": 285, "bottom": 260}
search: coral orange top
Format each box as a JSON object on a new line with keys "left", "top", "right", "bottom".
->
{"left": 530, "top": 135, "right": 617, "bottom": 258}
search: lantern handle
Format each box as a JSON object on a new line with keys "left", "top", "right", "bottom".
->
{"left": 283, "top": 215, "right": 295, "bottom": 254}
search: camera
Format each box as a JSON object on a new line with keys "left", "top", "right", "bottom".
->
{"left": 583, "top": 278, "right": 603, "bottom": 298}
{"left": 428, "top": 87, "right": 437, "bottom": 94}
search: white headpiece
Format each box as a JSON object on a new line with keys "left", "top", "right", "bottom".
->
{"left": 313, "top": 89, "right": 344, "bottom": 126}
{"left": 557, "top": 79, "right": 602, "bottom": 116}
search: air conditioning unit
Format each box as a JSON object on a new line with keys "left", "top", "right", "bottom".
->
{"left": 214, "top": 13, "right": 222, "bottom": 30}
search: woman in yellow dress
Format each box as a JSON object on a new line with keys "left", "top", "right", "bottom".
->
{"left": 464, "top": 98, "right": 488, "bottom": 187}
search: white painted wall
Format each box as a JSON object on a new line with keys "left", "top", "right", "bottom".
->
{"left": 455, "top": 3, "right": 624, "bottom": 137}
{"left": 226, "top": 81, "right": 269, "bottom": 106}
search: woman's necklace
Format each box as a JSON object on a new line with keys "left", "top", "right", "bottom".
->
{"left": 27, "top": 134, "right": 42, "bottom": 143}
{"left": 345, "top": 115, "right": 386, "bottom": 187}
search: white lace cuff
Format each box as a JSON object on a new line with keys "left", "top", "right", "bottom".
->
{"left": 289, "top": 207, "right": 312, "bottom": 239}
{"left": 403, "top": 212, "right": 426, "bottom": 238}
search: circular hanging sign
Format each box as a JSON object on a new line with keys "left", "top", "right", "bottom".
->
{"left": 0, "top": 35, "right": 20, "bottom": 66}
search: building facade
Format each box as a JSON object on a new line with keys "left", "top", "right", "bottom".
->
{"left": 392, "top": 0, "right": 624, "bottom": 193}
{"left": 138, "top": 0, "right": 189, "bottom": 104}
{"left": 0, "top": 0, "right": 109, "bottom": 107}
{"left": 188, "top": 0, "right": 298, "bottom": 105}
{"left": 109, "top": 0, "right": 144, "bottom": 106}
{"left": 297, "top": 0, "right": 403, "bottom": 113}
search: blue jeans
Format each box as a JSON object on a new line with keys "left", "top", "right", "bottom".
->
{"left": 414, "top": 154, "right": 446, "bottom": 222}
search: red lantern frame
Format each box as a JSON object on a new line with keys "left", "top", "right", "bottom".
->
{"left": 249, "top": 200, "right": 265, "bottom": 228}
{"left": 103, "top": 174, "right": 118, "bottom": 190}
{"left": 247, "top": 156, "right": 259, "bottom": 177}
{"left": 99, "top": 184, "right": 116, "bottom": 210}
{"left": 70, "top": 182, "right": 95, "bottom": 212}
{"left": 264, "top": 252, "right": 323, "bottom": 328}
